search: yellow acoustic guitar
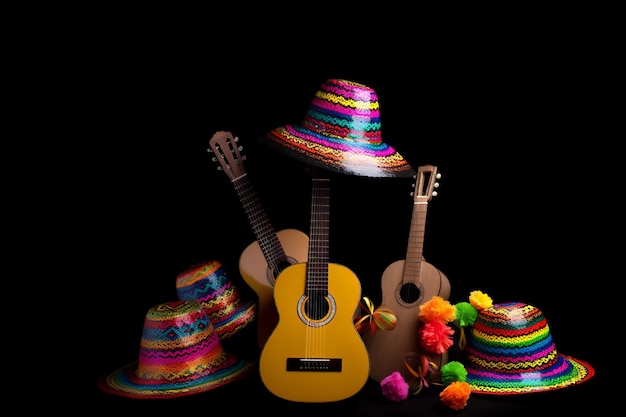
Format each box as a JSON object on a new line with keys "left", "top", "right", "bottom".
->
{"left": 363, "top": 165, "right": 451, "bottom": 382}
{"left": 208, "top": 131, "right": 309, "bottom": 348}
{"left": 259, "top": 169, "right": 370, "bottom": 402}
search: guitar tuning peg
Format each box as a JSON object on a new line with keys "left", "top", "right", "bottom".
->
{"left": 432, "top": 191, "right": 438, "bottom": 197}
{"left": 436, "top": 172, "right": 442, "bottom": 179}
{"left": 234, "top": 136, "right": 239, "bottom": 142}
{"left": 434, "top": 182, "right": 440, "bottom": 188}
{"left": 207, "top": 147, "right": 213, "bottom": 153}
{"left": 238, "top": 146, "right": 243, "bottom": 152}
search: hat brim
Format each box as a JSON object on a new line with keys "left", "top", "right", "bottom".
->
{"left": 211, "top": 299, "right": 257, "bottom": 339}
{"left": 464, "top": 354, "right": 595, "bottom": 395}
{"left": 260, "top": 126, "right": 416, "bottom": 178}
{"left": 97, "top": 356, "right": 255, "bottom": 399}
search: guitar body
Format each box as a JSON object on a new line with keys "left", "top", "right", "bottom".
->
{"left": 363, "top": 258, "right": 450, "bottom": 382}
{"left": 239, "top": 228, "right": 309, "bottom": 348}
{"left": 259, "top": 262, "right": 370, "bottom": 403}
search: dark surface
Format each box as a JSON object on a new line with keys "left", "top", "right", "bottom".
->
{"left": 94, "top": 355, "right": 601, "bottom": 417}
{"left": 86, "top": 25, "right": 613, "bottom": 415}
{"left": 93, "top": 320, "right": 602, "bottom": 416}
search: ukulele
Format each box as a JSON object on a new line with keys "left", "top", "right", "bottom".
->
{"left": 208, "top": 131, "right": 309, "bottom": 348}
{"left": 363, "top": 164, "right": 451, "bottom": 382}
{"left": 259, "top": 168, "right": 370, "bottom": 402}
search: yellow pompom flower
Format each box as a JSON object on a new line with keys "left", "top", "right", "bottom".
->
{"left": 418, "top": 296, "right": 456, "bottom": 323}
{"left": 468, "top": 290, "right": 493, "bottom": 311}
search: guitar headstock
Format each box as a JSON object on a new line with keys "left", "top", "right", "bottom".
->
{"left": 411, "top": 164, "right": 441, "bottom": 203}
{"left": 208, "top": 131, "right": 247, "bottom": 180}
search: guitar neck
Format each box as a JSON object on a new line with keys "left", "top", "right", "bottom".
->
{"left": 403, "top": 200, "right": 428, "bottom": 279}
{"left": 403, "top": 164, "right": 440, "bottom": 281}
{"left": 231, "top": 174, "right": 289, "bottom": 271}
{"left": 305, "top": 173, "right": 330, "bottom": 294}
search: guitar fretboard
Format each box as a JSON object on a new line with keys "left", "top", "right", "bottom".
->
{"left": 232, "top": 174, "right": 290, "bottom": 274}
{"left": 306, "top": 175, "right": 330, "bottom": 294}
{"left": 403, "top": 200, "right": 428, "bottom": 282}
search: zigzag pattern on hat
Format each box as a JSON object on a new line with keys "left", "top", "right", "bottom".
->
{"left": 465, "top": 357, "right": 591, "bottom": 393}
{"left": 260, "top": 79, "right": 416, "bottom": 178}
{"left": 464, "top": 302, "right": 595, "bottom": 394}
{"left": 98, "top": 300, "right": 256, "bottom": 399}
{"left": 176, "top": 260, "right": 257, "bottom": 339}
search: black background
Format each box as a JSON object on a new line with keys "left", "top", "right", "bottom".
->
{"left": 86, "top": 20, "right": 616, "bottom": 416}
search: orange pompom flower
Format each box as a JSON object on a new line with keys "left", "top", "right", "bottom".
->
{"left": 418, "top": 296, "right": 456, "bottom": 323}
{"left": 417, "top": 319, "right": 454, "bottom": 354}
{"left": 439, "top": 381, "right": 471, "bottom": 410}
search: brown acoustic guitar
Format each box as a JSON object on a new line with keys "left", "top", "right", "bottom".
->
{"left": 208, "top": 131, "right": 309, "bottom": 349}
{"left": 259, "top": 168, "right": 370, "bottom": 402}
{"left": 363, "top": 164, "right": 451, "bottom": 382}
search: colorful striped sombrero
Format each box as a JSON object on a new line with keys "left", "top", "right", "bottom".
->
{"left": 260, "top": 79, "right": 415, "bottom": 178}
{"left": 463, "top": 302, "right": 595, "bottom": 395}
{"left": 97, "top": 300, "right": 255, "bottom": 399}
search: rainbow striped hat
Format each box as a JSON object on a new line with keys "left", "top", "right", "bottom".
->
{"left": 176, "top": 260, "right": 257, "bottom": 340}
{"left": 463, "top": 302, "right": 595, "bottom": 395}
{"left": 97, "top": 300, "right": 255, "bottom": 399}
{"left": 260, "top": 79, "right": 415, "bottom": 178}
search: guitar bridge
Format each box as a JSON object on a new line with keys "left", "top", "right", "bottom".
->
{"left": 286, "top": 358, "right": 342, "bottom": 372}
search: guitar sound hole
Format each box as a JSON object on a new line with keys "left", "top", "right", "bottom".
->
{"left": 398, "top": 282, "right": 421, "bottom": 305}
{"left": 305, "top": 293, "right": 330, "bottom": 321}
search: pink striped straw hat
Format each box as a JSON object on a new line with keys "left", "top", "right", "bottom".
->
{"left": 97, "top": 300, "right": 255, "bottom": 399}
{"left": 260, "top": 78, "right": 415, "bottom": 178}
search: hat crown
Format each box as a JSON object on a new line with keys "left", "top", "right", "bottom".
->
{"left": 465, "top": 302, "right": 558, "bottom": 374}
{"left": 135, "top": 300, "right": 230, "bottom": 381}
{"left": 300, "top": 79, "right": 382, "bottom": 145}
{"left": 176, "top": 260, "right": 256, "bottom": 339}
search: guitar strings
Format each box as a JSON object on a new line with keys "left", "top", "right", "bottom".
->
{"left": 306, "top": 171, "right": 330, "bottom": 360}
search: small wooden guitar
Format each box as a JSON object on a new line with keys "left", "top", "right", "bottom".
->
{"left": 363, "top": 164, "right": 451, "bottom": 382}
{"left": 259, "top": 168, "right": 370, "bottom": 402}
{"left": 208, "top": 131, "right": 309, "bottom": 348}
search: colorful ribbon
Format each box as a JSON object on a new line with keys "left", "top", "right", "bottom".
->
{"left": 404, "top": 352, "right": 441, "bottom": 396}
{"left": 354, "top": 297, "right": 397, "bottom": 335}
{"left": 458, "top": 327, "right": 468, "bottom": 351}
